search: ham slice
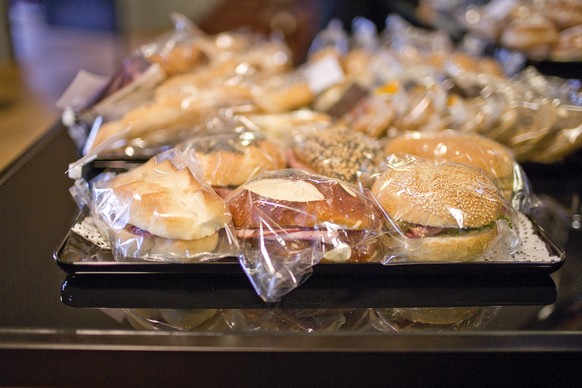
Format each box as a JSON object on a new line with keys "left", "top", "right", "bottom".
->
{"left": 404, "top": 225, "right": 443, "bottom": 239}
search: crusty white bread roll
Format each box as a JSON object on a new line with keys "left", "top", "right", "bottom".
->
{"left": 383, "top": 131, "right": 515, "bottom": 199}
{"left": 113, "top": 227, "right": 220, "bottom": 262}
{"left": 227, "top": 169, "right": 384, "bottom": 262}
{"left": 372, "top": 158, "right": 507, "bottom": 262}
{"left": 96, "top": 153, "right": 231, "bottom": 260}
{"left": 107, "top": 158, "right": 228, "bottom": 240}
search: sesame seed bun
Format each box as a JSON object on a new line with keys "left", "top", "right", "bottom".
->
{"left": 372, "top": 158, "right": 505, "bottom": 262}
{"left": 372, "top": 159, "right": 504, "bottom": 228}
{"left": 383, "top": 131, "right": 515, "bottom": 198}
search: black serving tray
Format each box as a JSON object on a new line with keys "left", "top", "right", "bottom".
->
{"left": 54, "top": 212, "right": 566, "bottom": 277}
{"left": 60, "top": 271, "right": 557, "bottom": 309}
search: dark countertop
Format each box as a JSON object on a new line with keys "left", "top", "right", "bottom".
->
{"left": 1, "top": 124, "right": 581, "bottom": 386}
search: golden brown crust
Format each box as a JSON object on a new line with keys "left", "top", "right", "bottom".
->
{"left": 539, "top": 0, "right": 582, "bottom": 30}
{"left": 194, "top": 136, "right": 287, "bottom": 187}
{"left": 148, "top": 43, "right": 208, "bottom": 76}
{"left": 227, "top": 170, "right": 381, "bottom": 230}
{"left": 254, "top": 82, "right": 315, "bottom": 113}
{"left": 371, "top": 159, "right": 504, "bottom": 229}
{"left": 500, "top": 16, "right": 559, "bottom": 54}
{"left": 107, "top": 158, "right": 230, "bottom": 240}
{"left": 551, "top": 25, "right": 582, "bottom": 61}
{"left": 383, "top": 131, "right": 515, "bottom": 194}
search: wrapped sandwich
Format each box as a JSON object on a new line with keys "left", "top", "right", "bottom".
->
{"left": 179, "top": 130, "right": 287, "bottom": 198}
{"left": 371, "top": 155, "right": 520, "bottom": 262}
{"left": 226, "top": 169, "right": 385, "bottom": 301}
{"left": 91, "top": 148, "right": 238, "bottom": 262}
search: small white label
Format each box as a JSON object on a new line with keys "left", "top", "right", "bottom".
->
{"left": 56, "top": 70, "right": 110, "bottom": 111}
{"left": 303, "top": 55, "right": 345, "bottom": 94}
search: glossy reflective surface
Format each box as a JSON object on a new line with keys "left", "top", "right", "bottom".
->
{"left": 1, "top": 125, "right": 581, "bottom": 385}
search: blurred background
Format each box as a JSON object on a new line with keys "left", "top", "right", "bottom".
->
{"left": 0, "top": 0, "right": 418, "bottom": 171}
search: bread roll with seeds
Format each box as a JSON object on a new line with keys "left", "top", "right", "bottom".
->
{"left": 290, "top": 126, "right": 381, "bottom": 185}
{"left": 372, "top": 157, "right": 509, "bottom": 262}
{"left": 384, "top": 131, "right": 515, "bottom": 199}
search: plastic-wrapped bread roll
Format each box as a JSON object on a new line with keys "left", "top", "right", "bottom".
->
{"left": 180, "top": 131, "right": 287, "bottom": 198}
{"left": 91, "top": 149, "right": 236, "bottom": 262}
{"left": 551, "top": 25, "right": 582, "bottom": 61}
{"left": 383, "top": 131, "right": 516, "bottom": 199}
{"left": 372, "top": 156, "right": 518, "bottom": 263}
{"left": 289, "top": 125, "right": 382, "bottom": 186}
{"left": 538, "top": 0, "right": 582, "bottom": 30}
{"left": 500, "top": 15, "right": 559, "bottom": 59}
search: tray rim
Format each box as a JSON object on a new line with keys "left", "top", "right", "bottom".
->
{"left": 53, "top": 211, "right": 567, "bottom": 276}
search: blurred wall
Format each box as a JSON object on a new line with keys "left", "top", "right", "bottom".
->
{"left": 116, "top": 0, "right": 222, "bottom": 34}
{"left": 0, "top": 0, "right": 11, "bottom": 64}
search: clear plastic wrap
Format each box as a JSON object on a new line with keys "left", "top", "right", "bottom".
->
{"left": 124, "top": 308, "right": 375, "bottom": 333}
{"left": 460, "top": 0, "right": 582, "bottom": 62}
{"left": 226, "top": 169, "right": 386, "bottom": 302}
{"left": 371, "top": 155, "right": 521, "bottom": 263}
{"left": 123, "top": 306, "right": 499, "bottom": 333}
{"left": 239, "top": 109, "right": 333, "bottom": 146}
{"left": 382, "top": 130, "right": 518, "bottom": 201}
{"left": 177, "top": 128, "right": 287, "bottom": 198}
{"left": 251, "top": 70, "right": 314, "bottom": 113}
{"left": 69, "top": 17, "right": 296, "bottom": 159}
{"left": 373, "top": 306, "right": 500, "bottom": 333}
{"left": 89, "top": 148, "right": 239, "bottom": 262}
{"left": 307, "top": 19, "right": 349, "bottom": 59}
{"left": 288, "top": 125, "right": 382, "bottom": 186}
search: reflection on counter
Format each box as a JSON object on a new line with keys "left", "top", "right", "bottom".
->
{"left": 121, "top": 306, "right": 499, "bottom": 333}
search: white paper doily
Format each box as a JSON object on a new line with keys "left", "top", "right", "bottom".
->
{"left": 475, "top": 212, "right": 561, "bottom": 263}
{"left": 71, "top": 216, "right": 110, "bottom": 250}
